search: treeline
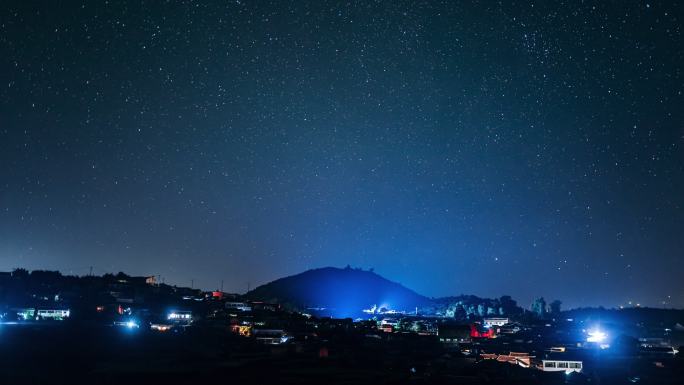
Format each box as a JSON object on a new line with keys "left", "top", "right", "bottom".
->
{"left": 423, "top": 295, "right": 565, "bottom": 321}
{"left": 0, "top": 268, "right": 199, "bottom": 312}
{"left": 425, "top": 295, "right": 521, "bottom": 319}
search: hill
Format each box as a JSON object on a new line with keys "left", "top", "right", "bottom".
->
{"left": 245, "top": 266, "right": 432, "bottom": 318}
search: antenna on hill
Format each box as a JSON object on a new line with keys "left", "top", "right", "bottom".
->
{"left": 89, "top": 266, "right": 93, "bottom": 276}
{"left": 247, "top": 281, "right": 251, "bottom": 293}
{"left": 220, "top": 279, "right": 224, "bottom": 292}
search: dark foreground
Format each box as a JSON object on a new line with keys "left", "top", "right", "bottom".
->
{"left": 2, "top": 324, "right": 683, "bottom": 385}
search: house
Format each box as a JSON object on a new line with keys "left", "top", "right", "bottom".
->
{"left": 128, "top": 276, "right": 157, "bottom": 285}
{"left": 482, "top": 352, "right": 533, "bottom": 368}
{"left": 500, "top": 352, "right": 533, "bottom": 368}
{"left": 250, "top": 301, "right": 280, "bottom": 312}
{"left": 225, "top": 302, "right": 252, "bottom": 312}
{"left": 497, "top": 322, "right": 522, "bottom": 334}
{"left": 252, "top": 328, "right": 290, "bottom": 344}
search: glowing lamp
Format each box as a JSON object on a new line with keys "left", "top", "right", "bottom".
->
{"left": 586, "top": 330, "right": 607, "bottom": 343}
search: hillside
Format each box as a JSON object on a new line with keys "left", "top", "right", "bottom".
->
{"left": 245, "top": 266, "right": 432, "bottom": 318}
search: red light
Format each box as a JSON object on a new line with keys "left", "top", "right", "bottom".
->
{"left": 470, "top": 324, "right": 494, "bottom": 338}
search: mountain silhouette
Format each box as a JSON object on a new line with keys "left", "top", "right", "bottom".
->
{"left": 245, "top": 266, "right": 432, "bottom": 318}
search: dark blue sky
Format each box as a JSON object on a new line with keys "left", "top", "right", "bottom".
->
{"left": 1, "top": 1, "right": 682, "bottom": 309}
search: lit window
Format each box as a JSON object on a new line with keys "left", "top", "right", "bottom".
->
{"left": 558, "top": 362, "right": 568, "bottom": 368}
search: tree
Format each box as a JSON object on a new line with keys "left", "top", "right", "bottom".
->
{"left": 466, "top": 305, "right": 477, "bottom": 316}
{"left": 531, "top": 297, "right": 547, "bottom": 318}
{"left": 549, "top": 300, "right": 562, "bottom": 315}
{"left": 499, "top": 295, "right": 518, "bottom": 315}
{"left": 454, "top": 305, "right": 467, "bottom": 320}
{"left": 115, "top": 271, "right": 130, "bottom": 280}
{"left": 12, "top": 268, "right": 29, "bottom": 278}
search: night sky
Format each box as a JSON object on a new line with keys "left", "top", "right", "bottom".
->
{"left": 1, "top": 1, "right": 682, "bottom": 309}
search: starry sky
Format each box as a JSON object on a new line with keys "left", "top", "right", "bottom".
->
{"left": 1, "top": 1, "right": 682, "bottom": 309}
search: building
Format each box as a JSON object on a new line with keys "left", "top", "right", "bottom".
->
{"left": 250, "top": 302, "right": 280, "bottom": 312}
{"left": 437, "top": 324, "right": 471, "bottom": 344}
{"left": 483, "top": 317, "right": 509, "bottom": 327}
{"left": 497, "top": 323, "right": 522, "bottom": 334}
{"left": 167, "top": 310, "right": 193, "bottom": 325}
{"left": 14, "top": 308, "right": 36, "bottom": 320}
{"left": 128, "top": 276, "right": 157, "bottom": 285}
{"left": 470, "top": 323, "right": 494, "bottom": 338}
{"left": 252, "top": 329, "right": 290, "bottom": 345}
{"left": 539, "top": 359, "right": 583, "bottom": 374}
{"left": 14, "top": 307, "right": 70, "bottom": 321}
{"left": 639, "top": 345, "right": 679, "bottom": 357}
{"left": 230, "top": 324, "right": 252, "bottom": 337}
{"left": 379, "top": 318, "right": 399, "bottom": 333}
{"left": 12, "top": 307, "right": 71, "bottom": 321}
{"left": 225, "top": 302, "right": 252, "bottom": 312}
{"left": 481, "top": 352, "right": 533, "bottom": 368}
{"left": 150, "top": 323, "right": 173, "bottom": 332}
{"left": 37, "top": 309, "right": 70, "bottom": 320}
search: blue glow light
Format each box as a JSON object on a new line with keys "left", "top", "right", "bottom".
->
{"left": 586, "top": 329, "right": 607, "bottom": 343}
{"left": 125, "top": 320, "right": 139, "bottom": 329}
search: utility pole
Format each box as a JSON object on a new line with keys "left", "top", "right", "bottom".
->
{"left": 89, "top": 266, "right": 93, "bottom": 276}
{"left": 191, "top": 279, "right": 194, "bottom": 289}
{"left": 220, "top": 280, "right": 224, "bottom": 292}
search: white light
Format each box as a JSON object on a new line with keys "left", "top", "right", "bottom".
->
{"left": 587, "top": 330, "right": 607, "bottom": 343}
{"left": 126, "top": 321, "right": 139, "bottom": 328}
